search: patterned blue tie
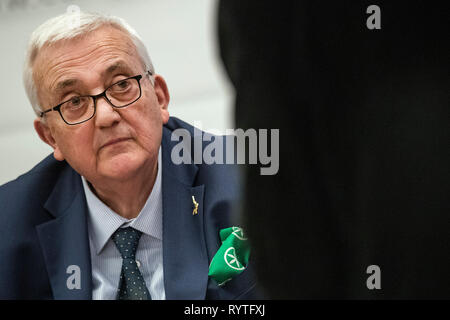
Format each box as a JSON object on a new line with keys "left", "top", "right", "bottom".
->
{"left": 112, "top": 227, "right": 151, "bottom": 300}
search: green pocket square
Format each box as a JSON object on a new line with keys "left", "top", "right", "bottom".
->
{"left": 208, "top": 226, "right": 251, "bottom": 286}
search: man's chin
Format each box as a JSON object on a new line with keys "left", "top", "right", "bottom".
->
{"left": 97, "top": 154, "right": 145, "bottom": 181}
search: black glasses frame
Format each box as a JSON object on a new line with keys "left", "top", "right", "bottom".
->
{"left": 40, "top": 71, "right": 152, "bottom": 125}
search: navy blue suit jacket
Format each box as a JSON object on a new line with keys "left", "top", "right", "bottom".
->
{"left": 0, "top": 117, "right": 259, "bottom": 299}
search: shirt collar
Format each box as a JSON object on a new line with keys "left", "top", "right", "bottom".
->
{"left": 82, "top": 147, "right": 163, "bottom": 255}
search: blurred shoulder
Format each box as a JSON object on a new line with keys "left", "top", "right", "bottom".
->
{"left": 0, "top": 154, "right": 68, "bottom": 223}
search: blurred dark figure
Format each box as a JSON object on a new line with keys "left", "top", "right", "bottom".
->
{"left": 218, "top": 0, "right": 449, "bottom": 298}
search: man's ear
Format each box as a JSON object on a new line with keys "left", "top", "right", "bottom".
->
{"left": 153, "top": 75, "right": 170, "bottom": 124}
{"left": 34, "top": 118, "right": 65, "bottom": 161}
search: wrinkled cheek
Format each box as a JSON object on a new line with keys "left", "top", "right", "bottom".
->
{"left": 67, "top": 147, "right": 96, "bottom": 176}
{"left": 137, "top": 129, "right": 162, "bottom": 156}
{"left": 56, "top": 134, "right": 96, "bottom": 175}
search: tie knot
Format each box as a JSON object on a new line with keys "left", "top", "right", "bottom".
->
{"left": 112, "top": 227, "right": 142, "bottom": 259}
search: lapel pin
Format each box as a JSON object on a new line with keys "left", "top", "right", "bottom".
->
{"left": 192, "top": 195, "right": 199, "bottom": 215}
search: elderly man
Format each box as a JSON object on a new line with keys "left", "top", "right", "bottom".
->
{"left": 0, "top": 12, "right": 258, "bottom": 300}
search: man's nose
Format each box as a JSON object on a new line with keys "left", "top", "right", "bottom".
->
{"left": 94, "top": 96, "right": 121, "bottom": 127}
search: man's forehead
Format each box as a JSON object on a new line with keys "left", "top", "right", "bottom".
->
{"left": 34, "top": 27, "right": 140, "bottom": 91}
{"left": 36, "top": 26, "right": 137, "bottom": 67}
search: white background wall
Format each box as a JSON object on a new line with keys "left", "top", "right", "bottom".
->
{"left": 0, "top": 0, "right": 234, "bottom": 184}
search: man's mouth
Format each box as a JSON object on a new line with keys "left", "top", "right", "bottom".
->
{"left": 101, "top": 137, "right": 132, "bottom": 149}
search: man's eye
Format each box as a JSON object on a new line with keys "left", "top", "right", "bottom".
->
{"left": 70, "top": 96, "right": 81, "bottom": 105}
{"left": 114, "top": 80, "right": 131, "bottom": 90}
{"left": 65, "top": 96, "right": 88, "bottom": 110}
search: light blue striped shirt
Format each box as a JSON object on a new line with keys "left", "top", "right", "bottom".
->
{"left": 81, "top": 148, "right": 165, "bottom": 300}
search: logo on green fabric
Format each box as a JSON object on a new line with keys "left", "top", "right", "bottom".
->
{"left": 224, "top": 247, "right": 245, "bottom": 271}
{"left": 208, "top": 226, "right": 251, "bottom": 286}
{"left": 231, "top": 226, "right": 247, "bottom": 240}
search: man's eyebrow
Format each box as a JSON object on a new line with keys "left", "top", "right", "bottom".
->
{"left": 55, "top": 78, "right": 78, "bottom": 92}
{"left": 102, "top": 61, "right": 132, "bottom": 76}
{"left": 53, "top": 61, "right": 131, "bottom": 93}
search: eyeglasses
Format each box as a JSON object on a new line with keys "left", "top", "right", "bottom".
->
{"left": 40, "top": 71, "right": 152, "bottom": 125}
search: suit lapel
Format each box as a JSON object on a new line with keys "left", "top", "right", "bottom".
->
{"left": 36, "top": 165, "right": 92, "bottom": 300}
{"left": 161, "top": 127, "right": 209, "bottom": 299}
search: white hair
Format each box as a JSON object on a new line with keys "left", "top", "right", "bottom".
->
{"left": 23, "top": 11, "right": 155, "bottom": 117}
